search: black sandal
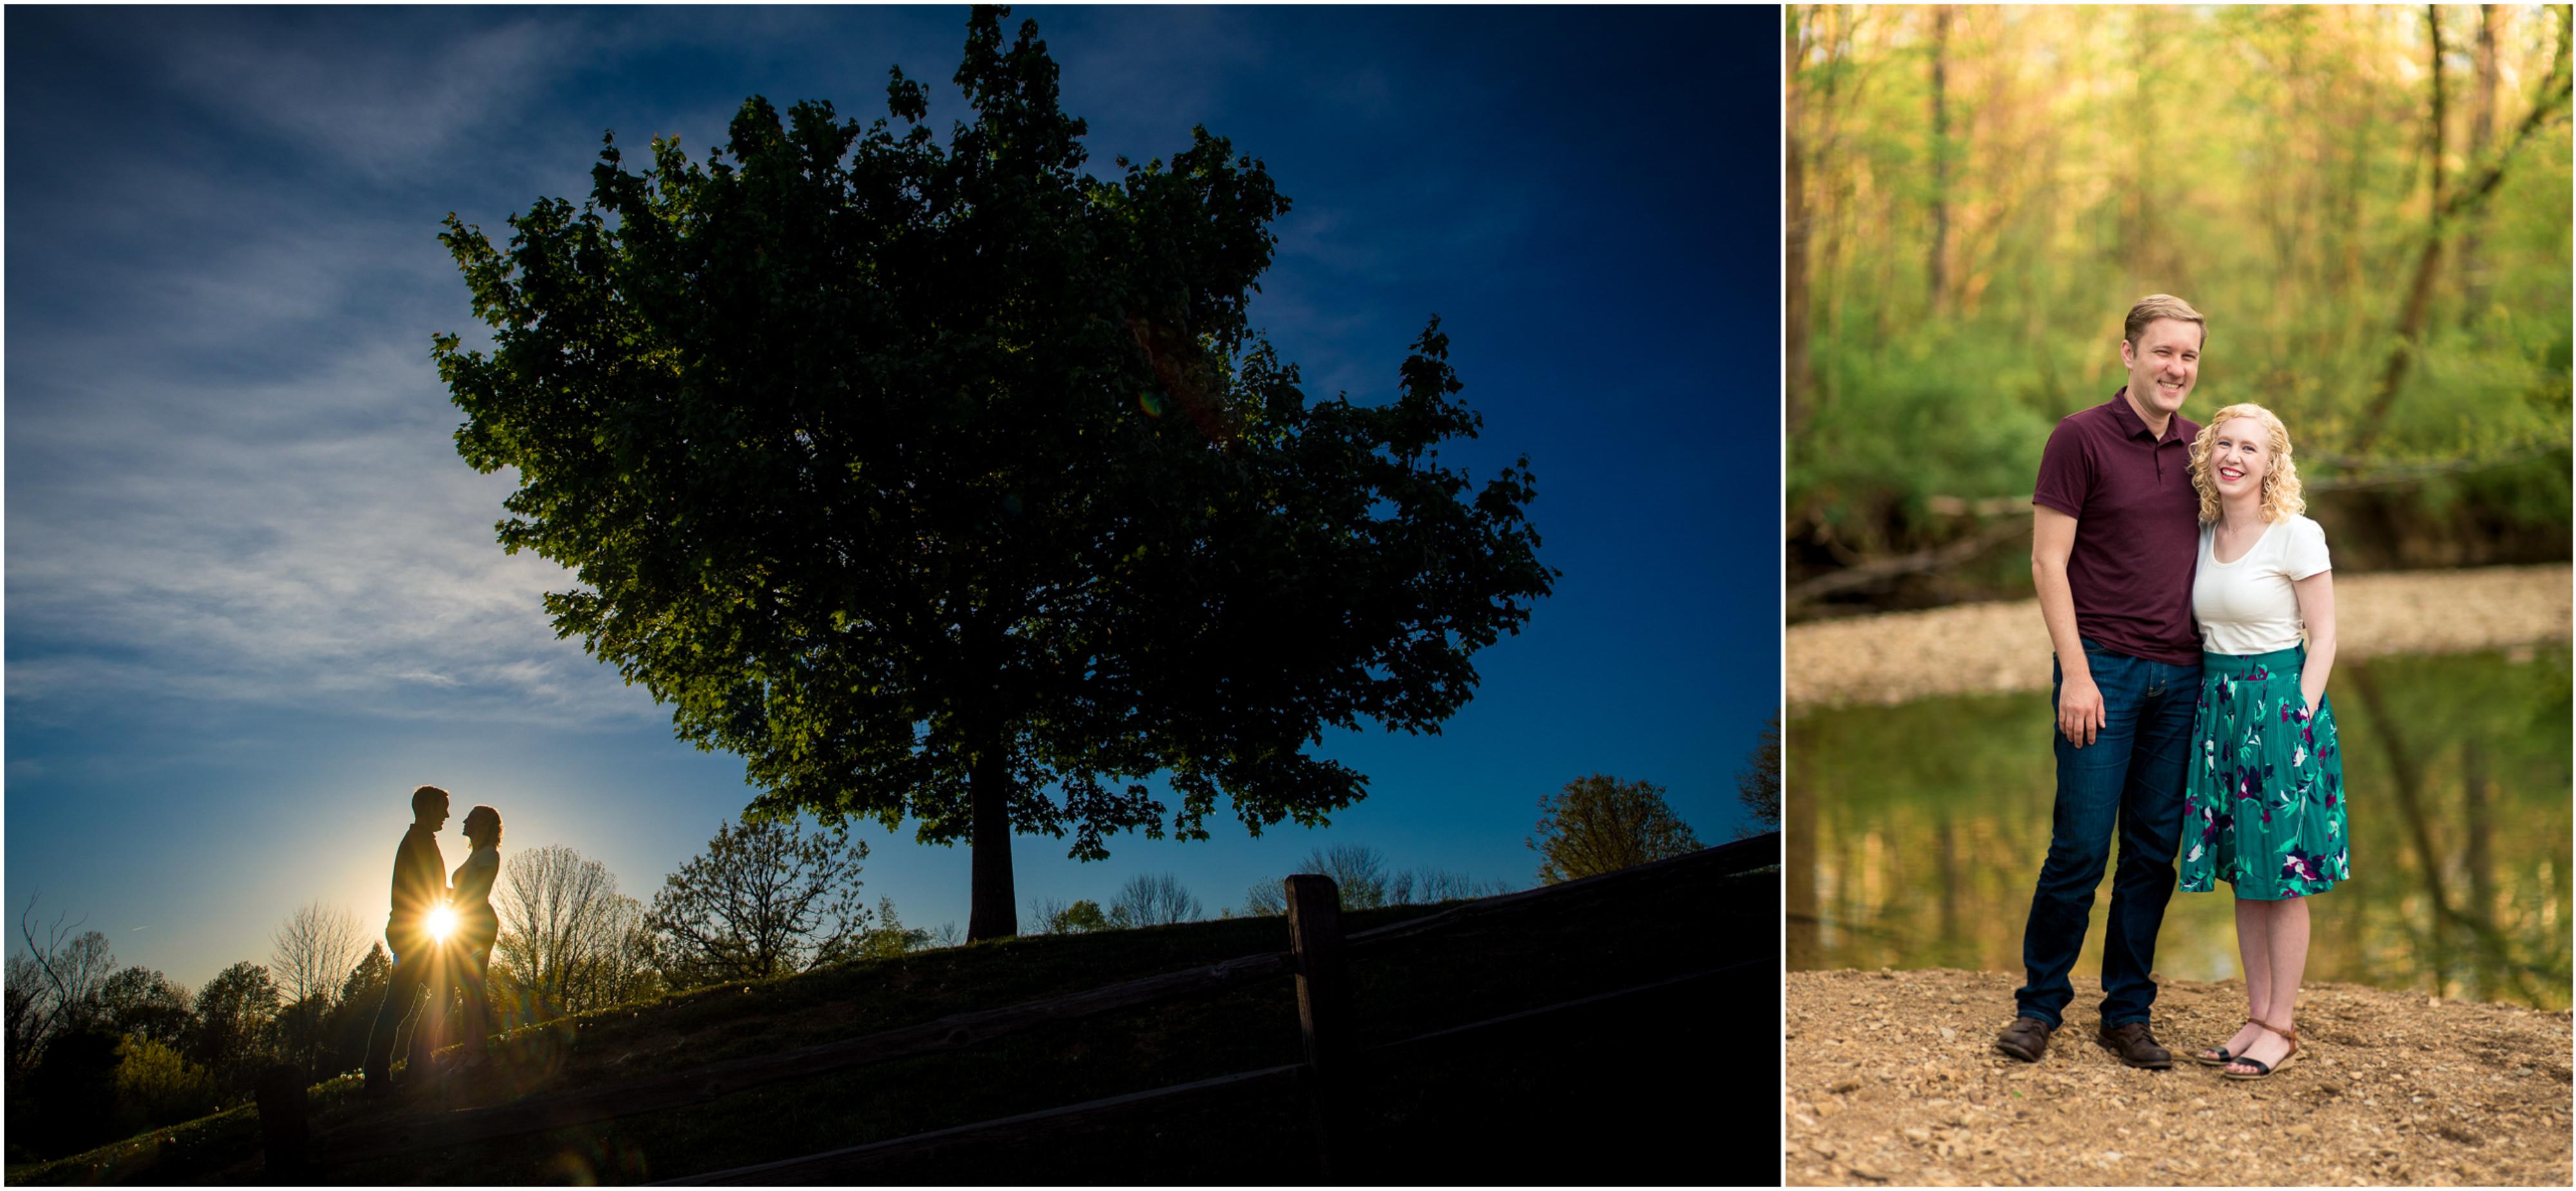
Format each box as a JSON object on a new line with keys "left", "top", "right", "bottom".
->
{"left": 2195, "top": 1018, "right": 2257, "bottom": 1067}
{"left": 2219, "top": 1018, "right": 2298, "bottom": 1081}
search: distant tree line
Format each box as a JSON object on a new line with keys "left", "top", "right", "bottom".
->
{"left": 0, "top": 817, "right": 949, "bottom": 1165}
{"left": 3, "top": 716, "right": 1774, "bottom": 1163}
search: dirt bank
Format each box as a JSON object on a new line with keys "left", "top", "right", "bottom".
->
{"left": 1786, "top": 968, "right": 2573, "bottom": 1186}
{"left": 1786, "top": 563, "right": 2571, "bottom": 710}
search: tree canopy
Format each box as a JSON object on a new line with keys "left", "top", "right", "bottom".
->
{"left": 1786, "top": 5, "right": 2571, "bottom": 614}
{"left": 1527, "top": 774, "right": 1705, "bottom": 885}
{"left": 646, "top": 820, "right": 871, "bottom": 986}
{"left": 435, "top": 6, "right": 1553, "bottom": 938}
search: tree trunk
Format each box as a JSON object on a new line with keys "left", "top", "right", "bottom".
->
{"left": 966, "top": 724, "right": 1019, "bottom": 941}
{"left": 2353, "top": 5, "right": 2571, "bottom": 456}
{"left": 2457, "top": 4, "right": 2500, "bottom": 323}
{"left": 1785, "top": 6, "right": 1814, "bottom": 440}
{"left": 1926, "top": 5, "right": 1953, "bottom": 314}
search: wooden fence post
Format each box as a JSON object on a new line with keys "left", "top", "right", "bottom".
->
{"left": 1284, "top": 874, "right": 1350, "bottom": 1181}
{"left": 258, "top": 1064, "right": 308, "bottom": 1181}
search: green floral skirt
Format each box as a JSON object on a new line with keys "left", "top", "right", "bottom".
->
{"left": 2177, "top": 646, "right": 2348, "bottom": 900}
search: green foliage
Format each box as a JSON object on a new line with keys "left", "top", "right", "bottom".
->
{"left": 96, "top": 968, "right": 191, "bottom": 1051}
{"left": 110, "top": 1038, "right": 218, "bottom": 1136}
{"left": 1033, "top": 898, "right": 1113, "bottom": 934}
{"left": 9, "top": 849, "right": 1763, "bottom": 1186}
{"left": 849, "top": 897, "right": 934, "bottom": 961}
{"left": 1527, "top": 775, "right": 1705, "bottom": 885}
{"left": 1788, "top": 5, "right": 2572, "bottom": 561}
{"left": 183, "top": 961, "right": 275, "bottom": 1096}
{"left": 648, "top": 820, "right": 871, "bottom": 988}
{"left": 432, "top": 6, "right": 1554, "bottom": 937}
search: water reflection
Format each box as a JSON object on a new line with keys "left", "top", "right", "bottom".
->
{"left": 1787, "top": 646, "right": 2571, "bottom": 1009}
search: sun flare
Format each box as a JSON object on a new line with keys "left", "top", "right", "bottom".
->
{"left": 425, "top": 905, "right": 457, "bottom": 942}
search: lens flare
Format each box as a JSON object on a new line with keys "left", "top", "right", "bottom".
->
{"left": 426, "top": 906, "right": 457, "bottom": 942}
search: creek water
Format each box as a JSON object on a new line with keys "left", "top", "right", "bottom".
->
{"left": 1786, "top": 646, "right": 2571, "bottom": 1010}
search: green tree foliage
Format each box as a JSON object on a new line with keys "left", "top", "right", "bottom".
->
{"left": 1737, "top": 710, "right": 1783, "bottom": 835}
{"left": 1528, "top": 775, "right": 1705, "bottom": 885}
{"left": 433, "top": 6, "right": 1553, "bottom": 940}
{"left": 99, "top": 967, "right": 193, "bottom": 1049}
{"left": 111, "top": 1036, "right": 220, "bottom": 1136}
{"left": 849, "top": 897, "right": 934, "bottom": 960}
{"left": 187, "top": 961, "right": 278, "bottom": 1098}
{"left": 1786, "top": 6, "right": 2571, "bottom": 605}
{"left": 1028, "top": 897, "right": 1113, "bottom": 934}
{"left": 647, "top": 819, "right": 871, "bottom": 988}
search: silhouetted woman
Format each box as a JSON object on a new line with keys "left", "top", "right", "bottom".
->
{"left": 450, "top": 804, "right": 504, "bottom": 1069}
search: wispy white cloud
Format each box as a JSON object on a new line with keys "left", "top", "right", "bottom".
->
{"left": 144, "top": 11, "right": 575, "bottom": 189}
{"left": 8, "top": 312, "right": 654, "bottom": 728}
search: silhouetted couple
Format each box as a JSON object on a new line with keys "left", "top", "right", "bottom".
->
{"left": 363, "top": 784, "right": 503, "bottom": 1096}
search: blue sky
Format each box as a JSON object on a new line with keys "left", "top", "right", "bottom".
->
{"left": 6, "top": 5, "right": 1780, "bottom": 991}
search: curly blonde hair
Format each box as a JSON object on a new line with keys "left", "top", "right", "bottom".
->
{"left": 2189, "top": 402, "right": 2304, "bottom": 525}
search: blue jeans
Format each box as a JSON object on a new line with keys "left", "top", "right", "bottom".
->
{"left": 2015, "top": 640, "right": 2199, "bottom": 1029}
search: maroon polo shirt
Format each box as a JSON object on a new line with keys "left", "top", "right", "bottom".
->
{"left": 2031, "top": 390, "right": 2202, "bottom": 666}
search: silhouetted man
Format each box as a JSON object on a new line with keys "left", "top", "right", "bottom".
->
{"left": 364, "top": 783, "right": 450, "bottom": 1094}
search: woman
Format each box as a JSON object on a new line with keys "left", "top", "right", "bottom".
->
{"left": 448, "top": 804, "right": 504, "bottom": 1069}
{"left": 2175, "top": 403, "right": 2344, "bottom": 1081}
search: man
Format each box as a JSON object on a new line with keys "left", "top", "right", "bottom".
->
{"left": 364, "top": 783, "right": 451, "bottom": 1094}
{"left": 1996, "top": 295, "right": 2207, "bottom": 1070}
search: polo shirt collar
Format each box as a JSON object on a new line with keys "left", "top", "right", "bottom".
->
{"left": 2108, "top": 387, "right": 2186, "bottom": 444}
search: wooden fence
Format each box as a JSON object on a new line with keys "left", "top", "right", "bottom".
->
{"left": 261, "top": 832, "right": 1777, "bottom": 1181}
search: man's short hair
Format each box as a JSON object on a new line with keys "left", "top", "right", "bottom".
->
{"left": 411, "top": 784, "right": 451, "bottom": 817}
{"left": 2124, "top": 294, "right": 2206, "bottom": 350}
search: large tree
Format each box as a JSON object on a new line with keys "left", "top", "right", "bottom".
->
{"left": 436, "top": 6, "right": 1554, "bottom": 938}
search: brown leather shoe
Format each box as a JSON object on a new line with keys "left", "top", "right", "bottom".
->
{"left": 2097, "top": 1020, "right": 2174, "bottom": 1069}
{"left": 1995, "top": 1016, "right": 2054, "bottom": 1062}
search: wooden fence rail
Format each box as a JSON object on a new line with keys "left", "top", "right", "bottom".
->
{"left": 657, "top": 957, "right": 1765, "bottom": 1185}
{"left": 305, "top": 950, "right": 1294, "bottom": 1165}
{"left": 276, "top": 833, "right": 1777, "bottom": 1178}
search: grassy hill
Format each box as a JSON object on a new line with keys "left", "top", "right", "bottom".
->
{"left": 10, "top": 844, "right": 1772, "bottom": 1186}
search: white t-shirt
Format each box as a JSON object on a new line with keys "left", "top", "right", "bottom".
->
{"left": 2192, "top": 514, "right": 2331, "bottom": 655}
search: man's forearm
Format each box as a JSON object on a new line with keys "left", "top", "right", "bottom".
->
{"left": 2032, "top": 559, "right": 2089, "bottom": 681}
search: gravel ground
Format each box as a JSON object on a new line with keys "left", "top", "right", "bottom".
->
{"left": 1787, "top": 564, "right": 2571, "bottom": 709}
{"left": 1785, "top": 968, "right": 2575, "bottom": 1187}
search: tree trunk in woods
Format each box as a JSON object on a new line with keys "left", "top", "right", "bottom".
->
{"left": 1785, "top": 8, "right": 1814, "bottom": 440}
{"left": 1927, "top": 6, "right": 1953, "bottom": 315}
{"left": 2458, "top": 5, "right": 2501, "bottom": 322}
{"left": 967, "top": 722, "right": 1019, "bottom": 941}
{"left": 2356, "top": 5, "right": 2571, "bottom": 458}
